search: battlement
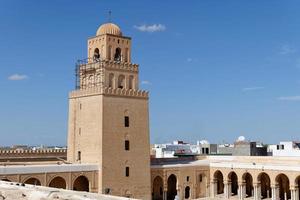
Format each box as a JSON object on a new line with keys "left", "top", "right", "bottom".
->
{"left": 69, "top": 87, "right": 149, "bottom": 99}
{"left": 0, "top": 148, "right": 67, "bottom": 163}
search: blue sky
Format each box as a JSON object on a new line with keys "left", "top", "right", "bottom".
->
{"left": 1, "top": 0, "right": 300, "bottom": 146}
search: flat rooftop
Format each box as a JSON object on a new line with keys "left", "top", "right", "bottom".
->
{"left": 0, "top": 181, "right": 134, "bottom": 200}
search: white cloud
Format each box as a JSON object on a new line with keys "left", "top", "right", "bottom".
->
{"left": 134, "top": 24, "right": 166, "bottom": 32}
{"left": 242, "top": 87, "right": 264, "bottom": 92}
{"left": 187, "top": 58, "right": 193, "bottom": 62}
{"left": 280, "top": 44, "right": 296, "bottom": 55}
{"left": 278, "top": 96, "right": 300, "bottom": 101}
{"left": 8, "top": 74, "right": 28, "bottom": 81}
{"left": 141, "top": 80, "right": 152, "bottom": 85}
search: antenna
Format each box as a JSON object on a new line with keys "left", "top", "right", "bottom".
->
{"left": 108, "top": 10, "right": 112, "bottom": 22}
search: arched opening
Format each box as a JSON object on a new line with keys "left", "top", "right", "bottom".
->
{"left": 88, "top": 75, "right": 93, "bottom": 88}
{"left": 258, "top": 172, "right": 271, "bottom": 199}
{"left": 167, "top": 174, "right": 177, "bottom": 200}
{"left": 129, "top": 75, "right": 134, "bottom": 90}
{"left": 295, "top": 176, "right": 300, "bottom": 200}
{"left": 49, "top": 176, "right": 66, "bottom": 189}
{"left": 108, "top": 45, "right": 112, "bottom": 60}
{"left": 228, "top": 172, "right": 238, "bottom": 196}
{"left": 73, "top": 176, "right": 89, "bottom": 192}
{"left": 276, "top": 174, "right": 290, "bottom": 200}
{"left": 152, "top": 176, "right": 163, "bottom": 200}
{"left": 243, "top": 173, "right": 253, "bottom": 197}
{"left": 213, "top": 170, "right": 224, "bottom": 195}
{"left": 0, "top": 178, "right": 11, "bottom": 182}
{"left": 114, "top": 48, "right": 122, "bottom": 61}
{"left": 24, "top": 177, "right": 41, "bottom": 186}
{"left": 185, "top": 186, "right": 190, "bottom": 199}
{"left": 118, "top": 75, "right": 125, "bottom": 89}
{"left": 108, "top": 73, "right": 114, "bottom": 88}
{"left": 93, "top": 48, "right": 100, "bottom": 61}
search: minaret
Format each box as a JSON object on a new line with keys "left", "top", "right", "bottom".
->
{"left": 67, "top": 22, "right": 151, "bottom": 199}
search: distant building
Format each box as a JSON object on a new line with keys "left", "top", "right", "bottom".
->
{"left": 153, "top": 141, "right": 194, "bottom": 158}
{"left": 218, "top": 136, "right": 268, "bottom": 156}
{"left": 268, "top": 141, "right": 300, "bottom": 156}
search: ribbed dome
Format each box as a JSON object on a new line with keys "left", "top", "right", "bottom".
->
{"left": 96, "top": 23, "right": 122, "bottom": 36}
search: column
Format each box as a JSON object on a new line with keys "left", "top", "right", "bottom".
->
{"left": 210, "top": 181, "right": 217, "bottom": 198}
{"left": 271, "top": 185, "right": 279, "bottom": 200}
{"left": 295, "top": 186, "right": 299, "bottom": 200}
{"left": 224, "top": 180, "right": 230, "bottom": 199}
{"left": 253, "top": 183, "right": 261, "bottom": 200}
{"left": 238, "top": 183, "right": 246, "bottom": 200}
{"left": 163, "top": 190, "right": 167, "bottom": 200}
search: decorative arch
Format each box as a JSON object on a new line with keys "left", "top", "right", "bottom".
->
{"left": 242, "top": 172, "right": 253, "bottom": 197}
{"left": 108, "top": 73, "right": 114, "bottom": 88}
{"left": 275, "top": 173, "right": 290, "bottom": 200}
{"left": 228, "top": 171, "right": 238, "bottom": 196}
{"left": 73, "top": 175, "right": 89, "bottom": 192}
{"left": 24, "top": 177, "right": 41, "bottom": 186}
{"left": 258, "top": 172, "right": 271, "bottom": 199}
{"left": 152, "top": 176, "right": 163, "bottom": 200}
{"left": 167, "top": 174, "right": 177, "bottom": 200}
{"left": 213, "top": 170, "right": 224, "bottom": 194}
{"left": 49, "top": 176, "right": 66, "bottom": 189}
{"left": 129, "top": 75, "right": 134, "bottom": 90}
{"left": 118, "top": 74, "right": 125, "bottom": 89}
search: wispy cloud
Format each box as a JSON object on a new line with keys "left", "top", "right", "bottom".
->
{"left": 279, "top": 44, "right": 296, "bottom": 55}
{"left": 278, "top": 96, "right": 300, "bottom": 101}
{"left": 242, "top": 87, "right": 264, "bottom": 92}
{"left": 187, "top": 58, "right": 193, "bottom": 62}
{"left": 8, "top": 74, "right": 28, "bottom": 81}
{"left": 134, "top": 24, "right": 166, "bottom": 33}
{"left": 141, "top": 80, "right": 152, "bottom": 85}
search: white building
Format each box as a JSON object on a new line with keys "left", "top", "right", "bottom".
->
{"left": 268, "top": 141, "right": 300, "bottom": 156}
{"left": 152, "top": 141, "right": 194, "bottom": 158}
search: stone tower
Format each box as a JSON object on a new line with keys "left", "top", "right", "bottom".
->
{"left": 67, "top": 22, "right": 151, "bottom": 199}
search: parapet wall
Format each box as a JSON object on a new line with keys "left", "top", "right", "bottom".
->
{"left": 0, "top": 149, "right": 67, "bottom": 163}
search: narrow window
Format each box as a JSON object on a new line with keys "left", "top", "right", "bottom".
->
{"left": 93, "top": 48, "right": 100, "bottom": 61}
{"left": 125, "top": 167, "right": 129, "bottom": 177}
{"left": 124, "top": 116, "right": 129, "bottom": 127}
{"left": 199, "top": 174, "right": 202, "bottom": 182}
{"left": 186, "top": 176, "right": 189, "bottom": 182}
{"left": 125, "top": 140, "right": 130, "bottom": 151}
{"left": 79, "top": 103, "right": 82, "bottom": 110}
{"left": 79, "top": 128, "right": 81, "bottom": 135}
{"left": 114, "top": 48, "right": 122, "bottom": 61}
{"left": 77, "top": 151, "right": 81, "bottom": 161}
{"left": 185, "top": 186, "right": 190, "bottom": 199}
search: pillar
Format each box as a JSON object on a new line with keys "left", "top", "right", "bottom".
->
{"left": 238, "top": 183, "right": 246, "bottom": 200}
{"left": 210, "top": 181, "right": 217, "bottom": 197}
{"left": 224, "top": 180, "right": 230, "bottom": 199}
{"left": 163, "top": 190, "right": 167, "bottom": 200}
{"left": 254, "top": 183, "right": 261, "bottom": 200}
{"left": 271, "top": 185, "right": 279, "bottom": 200}
{"left": 291, "top": 186, "right": 299, "bottom": 200}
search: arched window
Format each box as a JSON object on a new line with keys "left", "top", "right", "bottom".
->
{"left": 125, "top": 48, "right": 129, "bottom": 62}
{"left": 114, "top": 48, "right": 122, "bottom": 61}
{"left": 88, "top": 75, "right": 93, "bottom": 88}
{"left": 93, "top": 48, "right": 100, "bottom": 61}
{"left": 185, "top": 186, "right": 190, "bottom": 199}
{"left": 109, "top": 73, "right": 114, "bottom": 88}
{"left": 118, "top": 75, "right": 125, "bottom": 89}
{"left": 129, "top": 75, "right": 134, "bottom": 90}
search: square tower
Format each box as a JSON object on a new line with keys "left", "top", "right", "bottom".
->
{"left": 67, "top": 22, "right": 151, "bottom": 199}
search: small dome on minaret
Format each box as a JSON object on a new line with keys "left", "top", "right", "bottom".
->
{"left": 96, "top": 23, "right": 122, "bottom": 36}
